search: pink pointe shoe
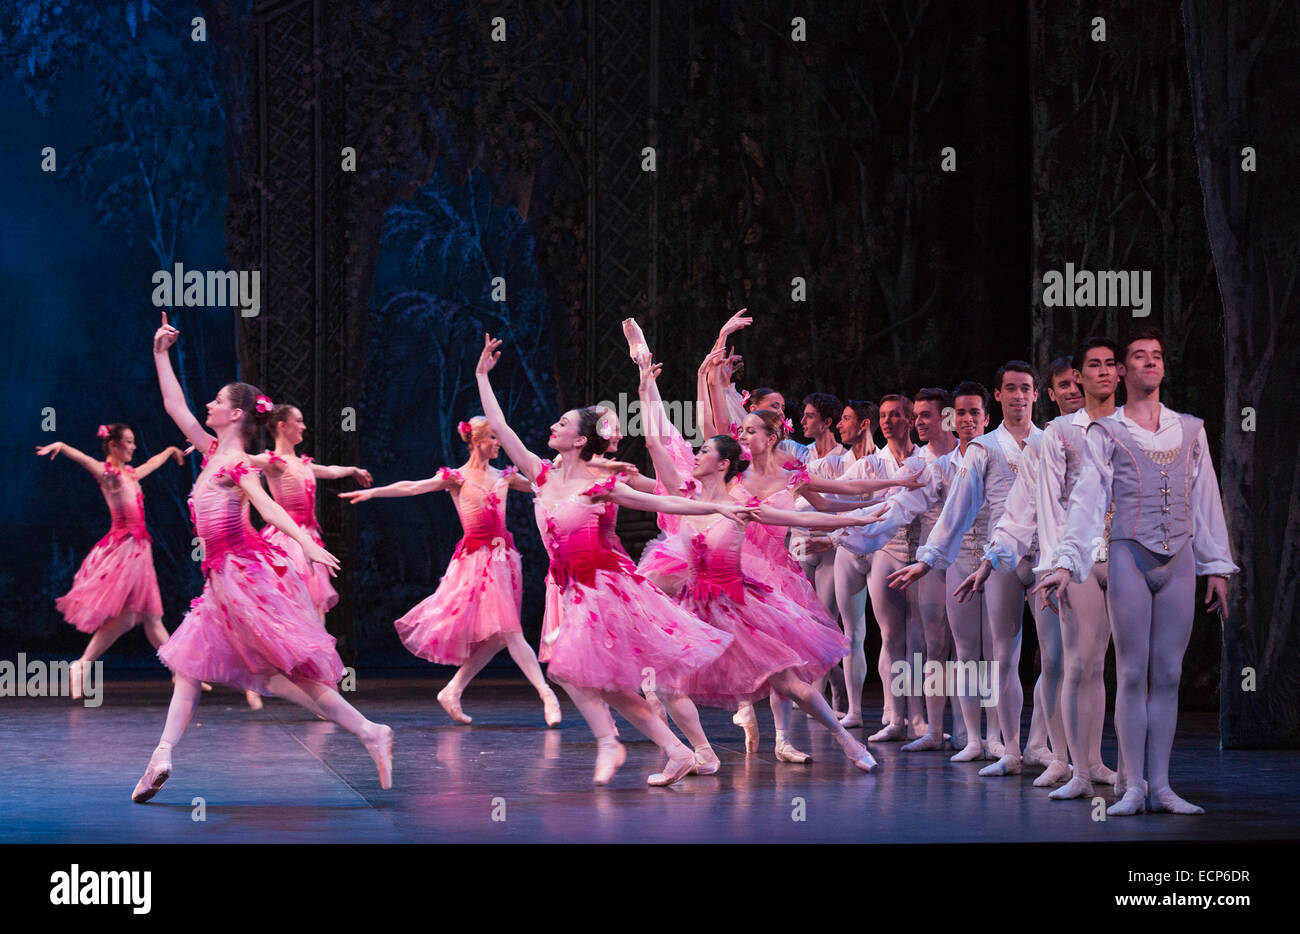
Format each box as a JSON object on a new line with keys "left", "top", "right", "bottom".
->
{"left": 541, "top": 688, "right": 562, "bottom": 728}
{"left": 363, "top": 725, "right": 394, "bottom": 790}
{"left": 648, "top": 745, "right": 697, "bottom": 787}
{"left": 131, "top": 743, "right": 173, "bottom": 803}
{"left": 245, "top": 690, "right": 263, "bottom": 710}
{"left": 594, "top": 738, "right": 627, "bottom": 785}
{"left": 69, "top": 660, "right": 85, "bottom": 701}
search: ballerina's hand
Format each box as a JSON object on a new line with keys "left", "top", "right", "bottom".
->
{"left": 718, "top": 308, "right": 752, "bottom": 339}
{"left": 302, "top": 540, "right": 341, "bottom": 576}
{"left": 153, "top": 311, "right": 180, "bottom": 353}
{"left": 851, "top": 505, "right": 889, "bottom": 525}
{"left": 170, "top": 446, "right": 187, "bottom": 464}
{"left": 953, "top": 561, "right": 992, "bottom": 604}
{"left": 35, "top": 442, "right": 63, "bottom": 459}
{"left": 338, "top": 489, "right": 373, "bottom": 504}
{"left": 353, "top": 467, "right": 374, "bottom": 487}
{"left": 476, "top": 334, "right": 503, "bottom": 375}
{"left": 894, "top": 469, "right": 926, "bottom": 490}
{"left": 721, "top": 503, "right": 759, "bottom": 526}
{"left": 887, "top": 561, "right": 929, "bottom": 590}
{"left": 720, "top": 349, "right": 742, "bottom": 383}
{"left": 638, "top": 355, "right": 663, "bottom": 391}
{"left": 1029, "top": 567, "right": 1071, "bottom": 611}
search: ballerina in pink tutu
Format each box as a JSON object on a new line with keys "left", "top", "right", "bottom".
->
{"left": 341, "top": 416, "right": 562, "bottom": 728}
{"left": 36, "top": 425, "right": 188, "bottom": 697}
{"left": 645, "top": 428, "right": 881, "bottom": 772}
{"left": 476, "top": 334, "right": 754, "bottom": 786}
{"left": 131, "top": 313, "right": 392, "bottom": 803}
{"left": 244, "top": 403, "right": 373, "bottom": 621}
{"left": 727, "top": 408, "right": 924, "bottom": 756}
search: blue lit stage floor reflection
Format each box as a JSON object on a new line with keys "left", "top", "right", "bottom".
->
{"left": 3, "top": 675, "right": 1296, "bottom": 843}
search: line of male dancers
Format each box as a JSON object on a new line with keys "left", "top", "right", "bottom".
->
{"left": 769, "top": 327, "right": 1234, "bottom": 815}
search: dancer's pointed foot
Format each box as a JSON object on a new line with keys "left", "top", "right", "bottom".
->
{"left": 362, "top": 724, "right": 394, "bottom": 789}
{"left": 978, "top": 753, "right": 1022, "bottom": 777}
{"left": 951, "top": 741, "right": 984, "bottom": 762}
{"left": 593, "top": 738, "right": 627, "bottom": 785}
{"left": 1021, "top": 744, "right": 1054, "bottom": 768}
{"left": 437, "top": 686, "right": 471, "bottom": 724}
{"left": 1033, "top": 760, "right": 1072, "bottom": 787}
{"left": 1147, "top": 786, "right": 1204, "bottom": 815}
{"left": 901, "top": 731, "right": 945, "bottom": 751}
{"left": 839, "top": 737, "right": 876, "bottom": 772}
{"left": 867, "top": 722, "right": 907, "bottom": 743}
{"left": 131, "top": 742, "right": 173, "bottom": 804}
{"left": 245, "top": 690, "right": 263, "bottom": 710}
{"left": 1089, "top": 762, "right": 1118, "bottom": 785}
{"left": 733, "top": 704, "right": 759, "bottom": 753}
{"left": 200, "top": 681, "right": 213, "bottom": 692}
{"left": 691, "top": 744, "right": 721, "bottom": 776}
{"left": 774, "top": 739, "right": 812, "bottom": 764}
{"left": 1107, "top": 788, "right": 1147, "bottom": 816}
{"left": 540, "top": 688, "right": 562, "bottom": 728}
{"left": 1049, "top": 774, "right": 1095, "bottom": 800}
{"left": 69, "top": 660, "right": 84, "bottom": 701}
{"left": 648, "top": 744, "right": 696, "bottom": 786}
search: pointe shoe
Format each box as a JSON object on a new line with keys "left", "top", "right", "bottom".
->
{"left": 131, "top": 744, "right": 173, "bottom": 804}
{"left": 245, "top": 690, "right": 263, "bottom": 710}
{"left": 541, "top": 689, "right": 562, "bottom": 728}
{"left": 733, "top": 705, "right": 760, "bottom": 753}
{"left": 840, "top": 738, "right": 876, "bottom": 772}
{"left": 867, "top": 722, "right": 907, "bottom": 743}
{"left": 774, "top": 739, "right": 812, "bottom": 764}
{"left": 593, "top": 739, "right": 627, "bottom": 785}
{"left": 648, "top": 745, "right": 696, "bottom": 786}
{"left": 691, "top": 744, "right": 721, "bottom": 776}
{"left": 200, "top": 682, "right": 213, "bottom": 692}
{"left": 69, "top": 660, "right": 84, "bottom": 701}
{"left": 437, "top": 687, "right": 471, "bottom": 724}
{"left": 363, "top": 724, "right": 394, "bottom": 790}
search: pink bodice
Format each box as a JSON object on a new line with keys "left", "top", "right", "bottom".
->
{"left": 442, "top": 466, "right": 517, "bottom": 555}
{"left": 189, "top": 459, "right": 281, "bottom": 575}
{"left": 99, "top": 464, "right": 150, "bottom": 544}
{"left": 532, "top": 462, "right": 635, "bottom": 588}
{"left": 679, "top": 513, "right": 752, "bottom": 602}
{"left": 264, "top": 451, "right": 318, "bottom": 530}
{"left": 731, "top": 466, "right": 807, "bottom": 565}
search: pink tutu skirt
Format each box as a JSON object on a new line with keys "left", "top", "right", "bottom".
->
{"left": 262, "top": 526, "right": 339, "bottom": 613}
{"left": 677, "top": 580, "right": 849, "bottom": 709}
{"left": 741, "top": 547, "right": 838, "bottom": 626}
{"left": 636, "top": 531, "right": 690, "bottom": 598}
{"left": 542, "top": 570, "right": 733, "bottom": 695}
{"left": 395, "top": 541, "right": 523, "bottom": 666}
{"left": 55, "top": 533, "right": 163, "bottom": 633}
{"left": 158, "top": 549, "right": 345, "bottom": 695}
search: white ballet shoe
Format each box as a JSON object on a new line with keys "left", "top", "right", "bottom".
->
{"left": 131, "top": 742, "right": 173, "bottom": 804}
{"left": 1089, "top": 762, "right": 1118, "bottom": 785}
{"left": 69, "top": 660, "right": 84, "bottom": 701}
{"left": 837, "top": 713, "right": 864, "bottom": 728}
{"left": 867, "top": 722, "right": 907, "bottom": 743}
{"left": 1147, "top": 786, "right": 1204, "bottom": 815}
{"left": 901, "top": 731, "right": 946, "bottom": 752}
{"left": 1049, "top": 774, "right": 1095, "bottom": 800}
{"left": 363, "top": 724, "right": 394, "bottom": 790}
{"left": 540, "top": 688, "right": 562, "bottom": 728}
{"left": 437, "top": 686, "right": 471, "bottom": 724}
{"left": 593, "top": 739, "right": 627, "bottom": 785}
{"left": 840, "top": 738, "right": 876, "bottom": 772}
{"left": 1107, "top": 787, "right": 1147, "bottom": 816}
{"left": 774, "top": 739, "right": 811, "bottom": 764}
{"left": 691, "top": 744, "right": 721, "bottom": 776}
{"left": 950, "top": 741, "right": 984, "bottom": 762}
{"left": 977, "top": 754, "right": 1022, "bottom": 777}
{"left": 1033, "top": 760, "right": 1072, "bottom": 787}
{"left": 1021, "top": 744, "right": 1054, "bottom": 768}
{"left": 733, "top": 704, "right": 760, "bottom": 753}
{"left": 648, "top": 745, "right": 696, "bottom": 786}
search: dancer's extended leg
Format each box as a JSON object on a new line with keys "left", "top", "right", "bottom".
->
{"left": 502, "top": 632, "right": 562, "bottom": 726}
{"left": 769, "top": 671, "right": 875, "bottom": 772}
{"left": 437, "top": 635, "right": 504, "bottom": 724}
{"left": 833, "top": 548, "right": 871, "bottom": 728}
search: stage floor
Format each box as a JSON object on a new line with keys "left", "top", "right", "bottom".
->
{"left": 3, "top": 675, "right": 1297, "bottom": 844}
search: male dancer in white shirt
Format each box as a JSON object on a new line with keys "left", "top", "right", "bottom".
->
{"left": 1033, "top": 329, "right": 1236, "bottom": 814}
{"left": 889, "top": 363, "right": 1044, "bottom": 777}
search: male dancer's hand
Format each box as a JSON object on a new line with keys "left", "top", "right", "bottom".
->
{"left": 1204, "top": 575, "right": 1229, "bottom": 615}
{"left": 953, "top": 560, "right": 993, "bottom": 603}
{"left": 887, "top": 561, "right": 930, "bottom": 590}
{"left": 1030, "top": 567, "right": 1071, "bottom": 611}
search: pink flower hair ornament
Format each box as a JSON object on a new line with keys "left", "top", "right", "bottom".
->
{"left": 458, "top": 420, "right": 473, "bottom": 438}
{"left": 255, "top": 395, "right": 274, "bottom": 414}
{"left": 96, "top": 425, "right": 111, "bottom": 439}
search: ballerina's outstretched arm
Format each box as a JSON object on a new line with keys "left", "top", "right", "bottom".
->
{"left": 34, "top": 440, "right": 105, "bottom": 478}
{"left": 132, "top": 445, "right": 188, "bottom": 481}
{"left": 235, "top": 469, "right": 340, "bottom": 575}
{"left": 756, "top": 504, "right": 887, "bottom": 530}
{"left": 340, "top": 472, "right": 458, "bottom": 503}
{"left": 474, "top": 334, "right": 543, "bottom": 482}
{"left": 309, "top": 462, "right": 373, "bottom": 486}
{"left": 151, "top": 312, "right": 216, "bottom": 454}
{"left": 586, "top": 480, "right": 756, "bottom": 524}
